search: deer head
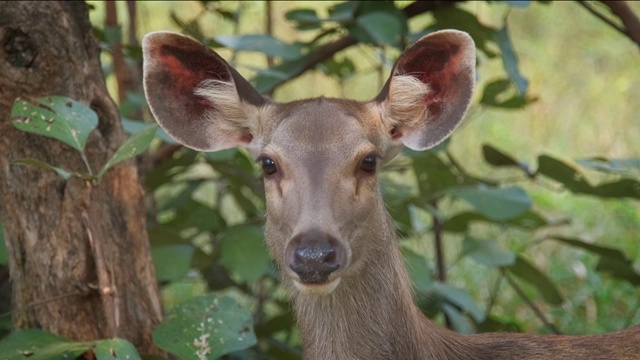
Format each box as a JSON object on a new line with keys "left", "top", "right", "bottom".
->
{"left": 142, "top": 30, "right": 475, "bottom": 296}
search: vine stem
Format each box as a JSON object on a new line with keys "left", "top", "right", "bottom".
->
{"left": 432, "top": 205, "right": 446, "bottom": 284}
{"left": 0, "top": 290, "right": 87, "bottom": 319}
{"left": 503, "top": 270, "right": 561, "bottom": 334}
{"left": 431, "top": 201, "right": 452, "bottom": 329}
{"left": 80, "top": 151, "right": 94, "bottom": 176}
{"left": 485, "top": 273, "right": 505, "bottom": 316}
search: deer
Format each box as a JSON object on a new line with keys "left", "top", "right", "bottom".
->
{"left": 142, "top": 29, "right": 640, "bottom": 359}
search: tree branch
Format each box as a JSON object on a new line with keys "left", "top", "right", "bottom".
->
{"left": 577, "top": 1, "right": 640, "bottom": 49}
{"left": 268, "top": 1, "right": 461, "bottom": 93}
{"left": 601, "top": 1, "right": 640, "bottom": 48}
{"left": 503, "top": 271, "right": 561, "bottom": 335}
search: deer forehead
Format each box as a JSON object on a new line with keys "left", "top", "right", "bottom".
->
{"left": 263, "top": 98, "right": 389, "bottom": 165}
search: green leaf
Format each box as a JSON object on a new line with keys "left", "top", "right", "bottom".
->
{"left": 537, "top": 155, "right": 593, "bottom": 193}
{"left": 442, "top": 212, "right": 485, "bottom": 233}
{"left": 591, "top": 178, "right": 640, "bottom": 199}
{"left": 327, "top": 2, "right": 359, "bottom": 23}
{"left": 228, "top": 186, "right": 260, "bottom": 218}
{"left": 549, "top": 237, "right": 640, "bottom": 285}
{"left": 255, "top": 312, "right": 295, "bottom": 337}
{"left": 285, "top": 9, "right": 321, "bottom": 30}
{"left": 462, "top": 237, "right": 516, "bottom": 267}
{"left": 98, "top": 124, "right": 157, "bottom": 177}
{"left": 597, "top": 256, "right": 640, "bottom": 285}
{"left": 443, "top": 211, "right": 548, "bottom": 233}
{"left": 447, "top": 185, "right": 531, "bottom": 221}
{"left": 11, "top": 96, "right": 98, "bottom": 152}
{"left": 355, "top": 11, "right": 405, "bottom": 46}
{"left": 507, "top": 211, "right": 551, "bottom": 229}
{"left": 0, "top": 329, "right": 91, "bottom": 360}
{"left": 162, "top": 200, "right": 226, "bottom": 234}
{"left": 121, "top": 118, "right": 176, "bottom": 144}
{"left": 482, "top": 144, "right": 531, "bottom": 175}
{"left": 145, "top": 150, "right": 198, "bottom": 192}
{"left": 576, "top": 157, "right": 640, "bottom": 175}
{"left": 94, "top": 339, "right": 141, "bottom": 360}
{"left": 152, "top": 245, "right": 195, "bottom": 282}
{"left": 102, "top": 25, "right": 123, "bottom": 47}
{"left": 320, "top": 57, "right": 356, "bottom": 80}
{"left": 428, "top": 7, "right": 498, "bottom": 57}
{"left": 206, "top": 148, "right": 240, "bottom": 162}
{"left": 432, "top": 282, "right": 485, "bottom": 322}
{"left": 538, "top": 155, "right": 640, "bottom": 199}
{"left": 476, "top": 315, "right": 522, "bottom": 333}
{"left": 505, "top": 256, "right": 563, "bottom": 305}
{"left": 402, "top": 247, "right": 433, "bottom": 293}
{"left": 13, "top": 158, "right": 73, "bottom": 179}
{"left": 253, "top": 55, "right": 311, "bottom": 94}
{"left": 480, "top": 79, "right": 529, "bottom": 108}
{"left": 495, "top": 25, "right": 528, "bottom": 95}
{"left": 441, "top": 303, "right": 475, "bottom": 334}
{"left": 119, "top": 91, "right": 147, "bottom": 117}
{"left": 346, "top": 2, "right": 407, "bottom": 46}
{"left": 410, "top": 151, "right": 461, "bottom": 198}
{"left": 215, "top": 35, "right": 303, "bottom": 59}
{"left": 153, "top": 293, "right": 257, "bottom": 360}
{"left": 220, "top": 225, "right": 271, "bottom": 283}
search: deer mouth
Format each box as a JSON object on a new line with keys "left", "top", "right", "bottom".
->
{"left": 293, "top": 277, "right": 341, "bottom": 295}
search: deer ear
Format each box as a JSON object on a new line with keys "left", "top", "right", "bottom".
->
{"left": 142, "top": 31, "right": 267, "bottom": 152}
{"left": 375, "top": 30, "right": 475, "bottom": 150}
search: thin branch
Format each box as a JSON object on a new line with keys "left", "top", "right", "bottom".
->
{"left": 576, "top": 1, "right": 626, "bottom": 35}
{"left": 600, "top": 1, "right": 640, "bottom": 48}
{"left": 267, "top": 1, "right": 461, "bottom": 93}
{"left": 105, "top": 1, "right": 126, "bottom": 103}
{"left": 503, "top": 270, "right": 561, "bottom": 335}
{"left": 577, "top": 1, "right": 640, "bottom": 49}
{"left": 265, "top": 0, "right": 275, "bottom": 97}
{"left": 432, "top": 206, "right": 446, "bottom": 284}
{"left": 265, "top": 0, "right": 274, "bottom": 68}
{"left": 0, "top": 289, "right": 88, "bottom": 319}
{"left": 431, "top": 201, "right": 452, "bottom": 329}
{"left": 126, "top": 0, "right": 137, "bottom": 46}
{"left": 485, "top": 273, "right": 505, "bottom": 316}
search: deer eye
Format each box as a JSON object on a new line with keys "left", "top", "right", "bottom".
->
{"left": 359, "top": 154, "right": 377, "bottom": 173}
{"left": 259, "top": 156, "right": 278, "bottom": 176}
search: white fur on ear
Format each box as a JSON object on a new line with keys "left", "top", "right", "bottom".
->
{"left": 374, "top": 30, "right": 476, "bottom": 151}
{"left": 381, "top": 75, "right": 432, "bottom": 133}
{"left": 195, "top": 80, "right": 253, "bottom": 135}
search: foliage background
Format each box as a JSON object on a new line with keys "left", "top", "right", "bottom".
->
{"left": 0, "top": 1, "right": 639, "bottom": 359}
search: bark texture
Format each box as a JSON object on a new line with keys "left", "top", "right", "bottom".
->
{"left": 0, "top": 2, "right": 162, "bottom": 354}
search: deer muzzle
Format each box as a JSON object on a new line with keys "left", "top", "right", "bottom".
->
{"left": 286, "top": 229, "right": 346, "bottom": 294}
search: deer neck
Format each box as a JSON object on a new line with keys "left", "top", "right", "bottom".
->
{"left": 290, "top": 208, "right": 472, "bottom": 360}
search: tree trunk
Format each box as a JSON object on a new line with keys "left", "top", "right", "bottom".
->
{"left": 0, "top": 1, "right": 162, "bottom": 355}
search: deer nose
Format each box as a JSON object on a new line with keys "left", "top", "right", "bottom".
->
{"left": 286, "top": 229, "right": 345, "bottom": 284}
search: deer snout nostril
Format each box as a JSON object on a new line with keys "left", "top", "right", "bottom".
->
{"left": 294, "top": 246, "right": 337, "bottom": 265}
{"left": 286, "top": 230, "right": 345, "bottom": 285}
